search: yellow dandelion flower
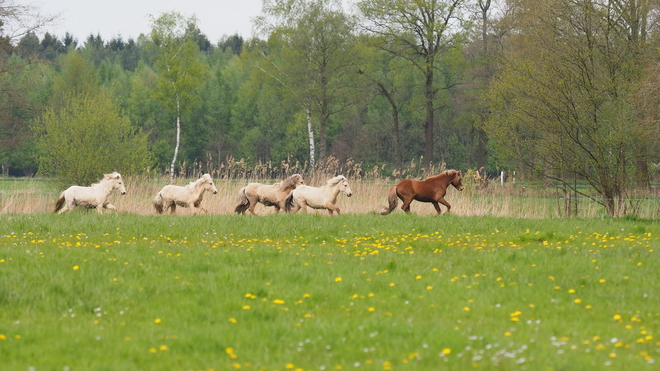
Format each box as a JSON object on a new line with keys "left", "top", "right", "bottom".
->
{"left": 614, "top": 314, "right": 622, "bottom": 321}
{"left": 243, "top": 305, "right": 250, "bottom": 310}
{"left": 149, "top": 348, "right": 157, "bottom": 353}
{"left": 368, "top": 307, "right": 375, "bottom": 312}
{"left": 0, "top": 334, "right": 5, "bottom": 340}
{"left": 463, "top": 307, "right": 470, "bottom": 311}
{"left": 273, "top": 299, "right": 285, "bottom": 304}
{"left": 574, "top": 299, "right": 582, "bottom": 304}
{"left": 154, "top": 318, "right": 161, "bottom": 324}
{"left": 442, "top": 348, "right": 451, "bottom": 354}
{"left": 73, "top": 266, "right": 79, "bottom": 270}
{"left": 335, "top": 277, "right": 342, "bottom": 282}
{"left": 159, "top": 345, "right": 168, "bottom": 351}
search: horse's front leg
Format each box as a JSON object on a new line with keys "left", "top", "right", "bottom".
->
{"left": 326, "top": 203, "right": 340, "bottom": 216}
{"left": 437, "top": 198, "right": 451, "bottom": 214}
{"left": 431, "top": 201, "right": 442, "bottom": 215}
{"left": 104, "top": 203, "right": 117, "bottom": 212}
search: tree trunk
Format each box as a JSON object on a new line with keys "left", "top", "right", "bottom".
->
{"left": 306, "top": 106, "right": 316, "bottom": 168}
{"left": 377, "top": 82, "right": 403, "bottom": 174}
{"left": 169, "top": 94, "right": 181, "bottom": 183}
{"left": 636, "top": 144, "right": 650, "bottom": 189}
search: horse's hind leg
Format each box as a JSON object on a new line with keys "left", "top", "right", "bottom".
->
{"left": 169, "top": 204, "right": 177, "bottom": 214}
{"left": 400, "top": 198, "right": 413, "bottom": 213}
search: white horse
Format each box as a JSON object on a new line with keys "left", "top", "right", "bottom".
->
{"left": 54, "top": 172, "right": 127, "bottom": 214}
{"left": 285, "top": 175, "right": 352, "bottom": 215}
{"left": 153, "top": 173, "right": 218, "bottom": 214}
{"left": 234, "top": 174, "right": 304, "bottom": 215}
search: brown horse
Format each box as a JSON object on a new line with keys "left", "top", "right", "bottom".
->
{"left": 381, "top": 170, "right": 465, "bottom": 215}
{"left": 234, "top": 174, "right": 304, "bottom": 215}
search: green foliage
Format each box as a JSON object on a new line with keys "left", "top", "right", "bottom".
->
{"left": 149, "top": 12, "right": 208, "bottom": 115}
{"left": 33, "top": 93, "right": 151, "bottom": 187}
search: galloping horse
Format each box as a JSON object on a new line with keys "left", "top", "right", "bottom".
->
{"left": 285, "top": 175, "right": 353, "bottom": 215}
{"left": 381, "top": 169, "right": 465, "bottom": 215}
{"left": 54, "top": 172, "right": 127, "bottom": 214}
{"left": 153, "top": 173, "right": 218, "bottom": 214}
{"left": 234, "top": 174, "right": 304, "bottom": 215}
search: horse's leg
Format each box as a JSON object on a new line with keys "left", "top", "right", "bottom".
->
{"left": 169, "top": 204, "right": 176, "bottom": 214}
{"left": 438, "top": 198, "right": 451, "bottom": 214}
{"left": 96, "top": 205, "right": 104, "bottom": 214}
{"left": 299, "top": 200, "right": 308, "bottom": 213}
{"left": 326, "top": 203, "right": 340, "bottom": 216}
{"left": 104, "top": 203, "right": 117, "bottom": 212}
{"left": 400, "top": 197, "right": 413, "bottom": 213}
{"left": 431, "top": 201, "right": 442, "bottom": 215}
{"left": 248, "top": 200, "right": 258, "bottom": 215}
{"left": 189, "top": 203, "right": 199, "bottom": 214}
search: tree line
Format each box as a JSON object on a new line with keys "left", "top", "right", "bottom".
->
{"left": 1, "top": 0, "right": 659, "bottom": 216}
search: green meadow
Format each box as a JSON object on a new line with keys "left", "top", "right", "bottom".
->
{"left": 1, "top": 213, "right": 659, "bottom": 370}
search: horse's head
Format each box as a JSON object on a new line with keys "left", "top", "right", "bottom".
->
{"left": 201, "top": 174, "right": 218, "bottom": 194}
{"left": 332, "top": 175, "right": 352, "bottom": 197}
{"left": 449, "top": 170, "right": 465, "bottom": 191}
{"left": 281, "top": 174, "right": 304, "bottom": 191}
{"left": 106, "top": 172, "right": 126, "bottom": 195}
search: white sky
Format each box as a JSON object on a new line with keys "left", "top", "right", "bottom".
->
{"left": 37, "top": 0, "right": 264, "bottom": 43}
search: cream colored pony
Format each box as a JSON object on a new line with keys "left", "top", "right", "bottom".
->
{"left": 153, "top": 173, "right": 218, "bottom": 214}
{"left": 234, "top": 174, "right": 304, "bottom": 215}
{"left": 54, "top": 172, "right": 127, "bottom": 214}
{"left": 285, "top": 175, "right": 352, "bottom": 215}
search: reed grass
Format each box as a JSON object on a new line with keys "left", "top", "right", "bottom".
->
{"left": 2, "top": 172, "right": 659, "bottom": 218}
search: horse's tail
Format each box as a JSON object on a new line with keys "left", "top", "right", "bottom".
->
{"left": 381, "top": 186, "right": 399, "bottom": 215}
{"left": 284, "top": 191, "right": 294, "bottom": 212}
{"left": 153, "top": 193, "right": 165, "bottom": 214}
{"left": 234, "top": 188, "right": 249, "bottom": 214}
{"left": 54, "top": 193, "right": 65, "bottom": 213}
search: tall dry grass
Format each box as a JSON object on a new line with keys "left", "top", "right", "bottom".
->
{"left": 2, "top": 157, "right": 659, "bottom": 218}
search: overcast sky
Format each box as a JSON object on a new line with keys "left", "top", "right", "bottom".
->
{"left": 37, "top": 0, "right": 264, "bottom": 43}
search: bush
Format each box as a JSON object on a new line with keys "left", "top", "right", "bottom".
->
{"left": 34, "top": 92, "right": 152, "bottom": 187}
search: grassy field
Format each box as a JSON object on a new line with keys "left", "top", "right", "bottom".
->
{"left": 1, "top": 212, "right": 659, "bottom": 370}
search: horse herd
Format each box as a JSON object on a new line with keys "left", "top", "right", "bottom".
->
{"left": 53, "top": 170, "right": 466, "bottom": 216}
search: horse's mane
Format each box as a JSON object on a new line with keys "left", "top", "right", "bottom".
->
{"left": 189, "top": 174, "right": 212, "bottom": 190}
{"left": 326, "top": 175, "right": 346, "bottom": 186}
{"left": 280, "top": 174, "right": 302, "bottom": 190}
{"left": 91, "top": 172, "right": 121, "bottom": 186}
{"left": 423, "top": 170, "right": 459, "bottom": 181}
